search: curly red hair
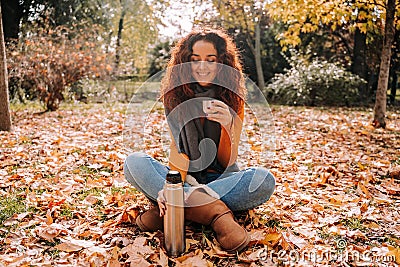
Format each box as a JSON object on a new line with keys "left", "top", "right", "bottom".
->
{"left": 161, "top": 27, "right": 247, "bottom": 113}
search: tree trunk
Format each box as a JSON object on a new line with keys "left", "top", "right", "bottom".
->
{"left": 254, "top": 22, "right": 265, "bottom": 93}
{"left": 352, "top": 28, "right": 368, "bottom": 101}
{"left": 389, "top": 62, "right": 398, "bottom": 105}
{"left": 247, "top": 22, "right": 265, "bottom": 101}
{"left": 0, "top": 4, "right": 12, "bottom": 131}
{"left": 389, "top": 30, "right": 399, "bottom": 105}
{"left": 114, "top": 0, "right": 126, "bottom": 74}
{"left": 373, "top": 0, "right": 396, "bottom": 128}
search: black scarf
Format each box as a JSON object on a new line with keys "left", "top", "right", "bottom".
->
{"left": 165, "top": 84, "right": 237, "bottom": 184}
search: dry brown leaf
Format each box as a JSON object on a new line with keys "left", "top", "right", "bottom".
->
{"left": 237, "top": 249, "right": 260, "bottom": 263}
{"left": 55, "top": 241, "right": 83, "bottom": 252}
{"left": 177, "top": 251, "right": 208, "bottom": 267}
{"left": 381, "top": 179, "right": 400, "bottom": 195}
{"left": 126, "top": 254, "right": 151, "bottom": 267}
{"left": 359, "top": 200, "right": 369, "bottom": 213}
{"left": 84, "top": 194, "right": 99, "bottom": 205}
{"left": 284, "top": 231, "right": 308, "bottom": 249}
{"left": 37, "top": 224, "right": 66, "bottom": 242}
{"left": 249, "top": 229, "right": 265, "bottom": 243}
{"left": 346, "top": 229, "right": 367, "bottom": 239}
{"left": 387, "top": 246, "right": 400, "bottom": 264}
{"left": 185, "top": 238, "right": 200, "bottom": 252}
{"left": 248, "top": 209, "right": 261, "bottom": 227}
{"left": 389, "top": 166, "right": 400, "bottom": 179}
{"left": 45, "top": 209, "right": 53, "bottom": 225}
{"left": 328, "top": 196, "right": 342, "bottom": 206}
{"left": 120, "top": 237, "right": 153, "bottom": 257}
{"left": 283, "top": 181, "right": 292, "bottom": 194}
{"left": 158, "top": 248, "right": 169, "bottom": 267}
{"left": 311, "top": 203, "right": 324, "bottom": 212}
{"left": 357, "top": 181, "right": 371, "bottom": 198}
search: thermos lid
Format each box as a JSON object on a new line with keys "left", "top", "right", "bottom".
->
{"left": 166, "top": 170, "right": 182, "bottom": 184}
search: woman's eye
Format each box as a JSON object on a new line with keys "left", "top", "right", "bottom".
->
{"left": 190, "top": 58, "right": 216, "bottom": 64}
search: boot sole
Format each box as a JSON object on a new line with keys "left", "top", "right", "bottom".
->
{"left": 222, "top": 232, "right": 250, "bottom": 254}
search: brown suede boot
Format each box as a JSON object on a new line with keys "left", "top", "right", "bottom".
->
{"left": 185, "top": 190, "right": 249, "bottom": 253}
{"left": 136, "top": 205, "right": 163, "bottom": 232}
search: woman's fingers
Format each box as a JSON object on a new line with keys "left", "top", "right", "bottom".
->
{"left": 158, "top": 201, "right": 166, "bottom": 217}
{"left": 210, "top": 100, "right": 228, "bottom": 110}
{"left": 206, "top": 100, "right": 231, "bottom": 127}
{"left": 157, "top": 189, "right": 166, "bottom": 217}
{"left": 206, "top": 101, "right": 229, "bottom": 117}
{"left": 208, "top": 105, "right": 226, "bottom": 114}
{"left": 206, "top": 112, "right": 231, "bottom": 127}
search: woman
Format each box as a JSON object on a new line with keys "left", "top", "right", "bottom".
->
{"left": 124, "top": 28, "right": 275, "bottom": 253}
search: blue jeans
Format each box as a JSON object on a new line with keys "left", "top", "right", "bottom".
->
{"left": 123, "top": 152, "right": 275, "bottom": 211}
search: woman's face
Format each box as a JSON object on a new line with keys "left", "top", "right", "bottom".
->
{"left": 190, "top": 40, "right": 218, "bottom": 87}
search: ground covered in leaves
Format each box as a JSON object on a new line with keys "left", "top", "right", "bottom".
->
{"left": 0, "top": 102, "right": 399, "bottom": 267}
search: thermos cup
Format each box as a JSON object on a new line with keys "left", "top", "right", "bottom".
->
{"left": 163, "top": 170, "right": 185, "bottom": 256}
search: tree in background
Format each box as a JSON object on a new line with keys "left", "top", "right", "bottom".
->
{"left": 1, "top": 0, "right": 112, "bottom": 42}
{"left": 111, "top": 0, "right": 163, "bottom": 76}
{"left": 0, "top": 4, "right": 12, "bottom": 131}
{"left": 191, "top": 0, "right": 267, "bottom": 91}
{"left": 3, "top": 0, "right": 163, "bottom": 76}
{"left": 389, "top": 30, "right": 399, "bottom": 105}
{"left": 148, "top": 41, "right": 173, "bottom": 77}
{"left": 373, "top": 0, "right": 397, "bottom": 128}
{"left": 266, "top": 0, "right": 400, "bottom": 103}
{"left": 7, "top": 21, "right": 112, "bottom": 111}
{"left": 4, "top": 0, "right": 166, "bottom": 108}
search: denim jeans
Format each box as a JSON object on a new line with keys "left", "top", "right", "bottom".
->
{"left": 123, "top": 152, "right": 275, "bottom": 211}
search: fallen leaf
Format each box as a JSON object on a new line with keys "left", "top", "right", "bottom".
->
{"left": 55, "top": 241, "right": 83, "bottom": 252}
{"left": 178, "top": 251, "right": 208, "bottom": 267}
{"left": 357, "top": 182, "right": 371, "bottom": 198}
{"left": 45, "top": 209, "right": 53, "bottom": 225}
{"left": 387, "top": 246, "right": 400, "bottom": 264}
{"left": 158, "top": 248, "right": 169, "bottom": 267}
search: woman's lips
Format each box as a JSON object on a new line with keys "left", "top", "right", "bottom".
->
{"left": 197, "top": 72, "right": 210, "bottom": 77}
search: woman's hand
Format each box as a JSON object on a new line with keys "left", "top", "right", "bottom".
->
{"left": 157, "top": 189, "right": 166, "bottom": 217}
{"left": 205, "top": 100, "right": 233, "bottom": 129}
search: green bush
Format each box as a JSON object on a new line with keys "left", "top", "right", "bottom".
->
{"left": 265, "top": 51, "right": 366, "bottom": 106}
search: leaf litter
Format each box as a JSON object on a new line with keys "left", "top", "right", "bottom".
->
{"left": 0, "top": 103, "right": 399, "bottom": 266}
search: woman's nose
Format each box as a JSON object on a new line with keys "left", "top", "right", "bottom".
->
{"left": 198, "top": 61, "right": 207, "bottom": 70}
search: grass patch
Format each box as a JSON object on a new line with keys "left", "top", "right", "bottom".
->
{"left": 58, "top": 205, "right": 74, "bottom": 220}
{"left": 317, "top": 226, "right": 332, "bottom": 240}
{"left": 78, "top": 165, "right": 113, "bottom": 177}
{"left": 110, "top": 186, "right": 138, "bottom": 195}
{"left": 75, "top": 187, "right": 106, "bottom": 201}
{"left": 341, "top": 217, "right": 366, "bottom": 231}
{"left": 79, "top": 165, "right": 99, "bottom": 175}
{"left": 10, "top": 100, "right": 44, "bottom": 112}
{"left": 0, "top": 191, "right": 26, "bottom": 226}
{"left": 386, "top": 235, "right": 400, "bottom": 248}
{"left": 264, "top": 218, "right": 284, "bottom": 229}
{"left": 43, "top": 248, "right": 61, "bottom": 259}
{"left": 391, "top": 158, "right": 400, "bottom": 165}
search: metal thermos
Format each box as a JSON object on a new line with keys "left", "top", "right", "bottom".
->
{"left": 163, "top": 170, "right": 185, "bottom": 257}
